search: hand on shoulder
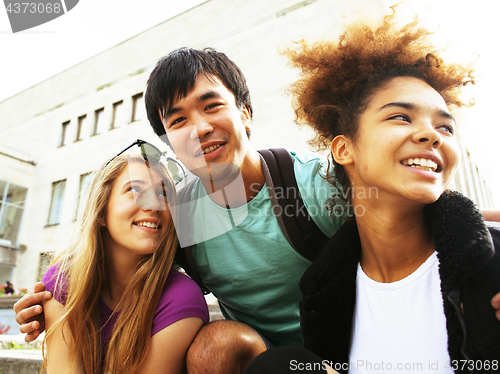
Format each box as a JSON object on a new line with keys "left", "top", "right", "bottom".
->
{"left": 13, "top": 282, "right": 52, "bottom": 342}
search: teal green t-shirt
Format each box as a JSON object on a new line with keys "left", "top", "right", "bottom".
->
{"left": 188, "top": 152, "right": 345, "bottom": 346}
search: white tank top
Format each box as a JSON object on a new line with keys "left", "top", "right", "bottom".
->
{"left": 349, "top": 252, "right": 454, "bottom": 373}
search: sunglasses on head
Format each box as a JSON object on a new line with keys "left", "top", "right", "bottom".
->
{"left": 105, "top": 139, "right": 186, "bottom": 185}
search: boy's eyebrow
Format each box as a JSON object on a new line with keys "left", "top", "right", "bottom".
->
{"left": 165, "top": 90, "right": 223, "bottom": 118}
{"left": 199, "top": 90, "right": 222, "bottom": 102}
{"left": 165, "top": 107, "right": 181, "bottom": 118}
{"left": 379, "top": 102, "right": 456, "bottom": 122}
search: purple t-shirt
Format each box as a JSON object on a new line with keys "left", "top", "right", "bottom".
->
{"left": 43, "top": 265, "right": 209, "bottom": 347}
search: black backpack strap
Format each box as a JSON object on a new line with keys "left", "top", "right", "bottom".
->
{"left": 258, "top": 148, "right": 329, "bottom": 262}
{"left": 175, "top": 178, "right": 211, "bottom": 295}
{"left": 258, "top": 150, "right": 295, "bottom": 248}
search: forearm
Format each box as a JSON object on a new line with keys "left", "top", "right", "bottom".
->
{"left": 482, "top": 208, "right": 500, "bottom": 222}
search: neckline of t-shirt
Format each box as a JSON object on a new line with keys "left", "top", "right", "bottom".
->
{"left": 357, "top": 251, "right": 438, "bottom": 290}
{"left": 193, "top": 178, "right": 268, "bottom": 212}
{"left": 99, "top": 296, "right": 114, "bottom": 315}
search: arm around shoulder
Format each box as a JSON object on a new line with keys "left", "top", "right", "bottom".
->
{"left": 482, "top": 208, "right": 500, "bottom": 222}
{"left": 488, "top": 223, "right": 500, "bottom": 320}
{"left": 14, "top": 282, "right": 51, "bottom": 341}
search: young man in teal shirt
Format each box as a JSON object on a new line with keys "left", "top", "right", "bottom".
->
{"left": 144, "top": 48, "right": 344, "bottom": 373}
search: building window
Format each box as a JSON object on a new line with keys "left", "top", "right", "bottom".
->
{"left": 111, "top": 100, "right": 124, "bottom": 129}
{"left": 37, "top": 252, "right": 54, "bottom": 282}
{"left": 93, "top": 108, "right": 105, "bottom": 136}
{"left": 76, "top": 115, "right": 87, "bottom": 142}
{"left": 47, "top": 180, "right": 66, "bottom": 226}
{"left": 131, "top": 93, "right": 144, "bottom": 122}
{"left": 0, "top": 180, "right": 28, "bottom": 247}
{"left": 60, "top": 121, "right": 70, "bottom": 147}
{"left": 75, "top": 172, "right": 94, "bottom": 220}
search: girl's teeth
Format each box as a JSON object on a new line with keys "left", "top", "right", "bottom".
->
{"left": 136, "top": 222, "right": 158, "bottom": 229}
{"left": 402, "top": 158, "right": 437, "bottom": 172}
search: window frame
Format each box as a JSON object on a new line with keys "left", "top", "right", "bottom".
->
{"left": 0, "top": 180, "right": 28, "bottom": 247}
{"left": 46, "top": 179, "right": 66, "bottom": 226}
{"left": 111, "top": 100, "right": 124, "bottom": 129}
{"left": 75, "top": 114, "right": 87, "bottom": 142}
{"left": 131, "top": 93, "right": 144, "bottom": 122}
{"left": 60, "top": 120, "right": 70, "bottom": 147}
{"left": 92, "top": 107, "right": 105, "bottom": 136}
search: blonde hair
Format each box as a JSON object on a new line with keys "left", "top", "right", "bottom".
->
{"left": 42, "top": 154, "right": 178, "bottom": 374}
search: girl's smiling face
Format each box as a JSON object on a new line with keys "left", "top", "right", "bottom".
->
{"left": 104, "top": 161, "right": 172, "bottom": 260}
{"left": 334, "top": 76, "right": 461, "bottom": 206}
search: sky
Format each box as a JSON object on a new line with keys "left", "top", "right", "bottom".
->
{"left": 1, "top": 0, "right": 499, "bottom": 205}
{"left": 0, "top": 0, "right": 207, "bottom": 101}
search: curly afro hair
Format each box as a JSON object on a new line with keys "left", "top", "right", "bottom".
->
{"left": 283, "top": 10, "right": 475, "bottom": 197}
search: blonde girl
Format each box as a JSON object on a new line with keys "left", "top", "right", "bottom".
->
{"left": 42, "top": 142, "right": 208, "bottom": 373}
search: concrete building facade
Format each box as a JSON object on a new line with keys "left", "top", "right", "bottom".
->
{"left": 0, "top": 0, "right": 496, "bottom": 289}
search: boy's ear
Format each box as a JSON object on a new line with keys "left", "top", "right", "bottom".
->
{"left": 241, "top": 104, "right": 251, "bottom": 129}
{"left": 331, "top": 135, "right": 353, "bottom": 165}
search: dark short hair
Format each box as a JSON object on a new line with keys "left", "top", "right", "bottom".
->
{"left": 145, "top": 48, "right": 253, "bottom": 146}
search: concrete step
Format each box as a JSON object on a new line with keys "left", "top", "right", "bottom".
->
{"left": 0, "top": 350, "right": 42, "bottom": 374}
{"left": 0, "top": 334, "right": 42, "bottom": 374}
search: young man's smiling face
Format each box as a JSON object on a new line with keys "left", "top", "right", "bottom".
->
{"left": 161, "top": 74, "right": 252, "bottom": 185}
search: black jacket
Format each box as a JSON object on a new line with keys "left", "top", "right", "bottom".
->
{"left": 299, "top": 191, "right": 500, "bottom": 373}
